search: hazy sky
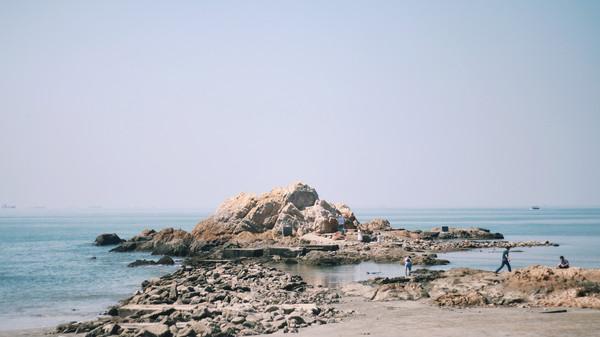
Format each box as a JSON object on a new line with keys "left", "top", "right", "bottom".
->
{"left": 1, "top": 1, "right": 599, "bottom": 209}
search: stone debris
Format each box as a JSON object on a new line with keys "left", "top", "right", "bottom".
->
{"left": 56, "top": 262, "right": 350, "bottom": 337}
{"left": 343, "top": 266, "right": 600, "bottom": 309}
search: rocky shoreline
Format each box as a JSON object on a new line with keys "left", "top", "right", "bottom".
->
{"left": 98, "top": 182, "right": 558, "bottom": 269}
{"left": 343, "top": 265, "right": 600, "bottom": 309}
{"left": 54, "top": 261, "right": 600, "bottom": 337}
{"left": 56, "top": 261, "right": 350, "bottom": 337}
{"left": 65, "top": 182, "right": 581, "bottom": 337}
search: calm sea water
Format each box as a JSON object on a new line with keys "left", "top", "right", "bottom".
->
{"left": 1, "top": 208, "right": 599, "bottom": 330}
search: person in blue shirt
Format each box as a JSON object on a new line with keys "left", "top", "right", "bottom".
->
{"left": 495, "top": 246, "right": 512, "bottom": 273}
{"left": 337, "top": 215, "right": 346, "bottom": 234}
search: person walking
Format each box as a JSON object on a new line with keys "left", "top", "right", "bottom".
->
{"left": 404, "top": 256, "right": 413, "bottom": 276}
{"left": 495, "top": 246, "right": 512, "bottom": 273}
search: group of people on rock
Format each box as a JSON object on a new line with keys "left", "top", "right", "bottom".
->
{"left": 494, "top": 246, "right": 570, "bottom": 273}
{"left": 338, "top": 215, "right": 572, "bottom": 278}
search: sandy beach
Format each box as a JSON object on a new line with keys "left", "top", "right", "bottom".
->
{"left": 261, "top": 298, "right": 600, "bottom": 337}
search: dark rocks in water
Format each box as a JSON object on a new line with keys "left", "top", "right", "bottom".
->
{"left": 157, "top": 256, "right": 175, "bottom": 265}
{"left": 417, "top": 254, "right": 450, "bottom": 266}
{"left": 128, "top": 259, "right": 156, "bottom": 267}
{"left": 110, "top": 228, "right": 196, "bottom": 256}
{"left": 94, "top": 233, "right": 124, "bottom": 246}
{"left": 110, "top": 241, "right": 138, "bottom": 252}
{"left": 106, "top": 306, "right": 119, "bottom": 316}
{"left": 128, "top": 256, "right": 175, "bottom": 267}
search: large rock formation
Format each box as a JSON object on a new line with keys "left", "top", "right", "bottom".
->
{"left": 192, "top": 182, "right": 359, "bottom": 241}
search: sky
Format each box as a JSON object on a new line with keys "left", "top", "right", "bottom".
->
{"left": 0, "top": 0, "right": 599, "bottom": 209}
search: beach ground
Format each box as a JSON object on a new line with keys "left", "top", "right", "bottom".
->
{"left": 260, "top": 297, "right": 600, "bottom": 337}
{"left": 4, "top": 297, "right": 599, "bottom": 337}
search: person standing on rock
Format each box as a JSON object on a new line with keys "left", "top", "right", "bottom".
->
{"left": 337, "top": 215, "right": 346, "bottom": 234}
{"left": 495, "top": 246, "right": 512, "bottom": 273}
{"left": 404, "top": 256, "right": 413, "bottom": 276}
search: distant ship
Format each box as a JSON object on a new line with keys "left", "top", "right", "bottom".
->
{"left": 530, "top": 206, "right": 540, "bottom": 210}
{"left": 1, "top": 204, "right": 16, "bottom": 209}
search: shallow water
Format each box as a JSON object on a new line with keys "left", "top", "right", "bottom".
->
{"left": 0, "top": 209, "right": 207, "bottom": 330}
{"left": 1, "top": 207, "right": 599, "bottom": 329}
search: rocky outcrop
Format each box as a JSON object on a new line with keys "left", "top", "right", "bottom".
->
{"left": 192, "top": 182, "right": 360, "bottom": 242}
{"left": 94, "top": 233, "right": 124, "bottom": 246}
{"left": 111, "top": 228, "right": 197, "bottom": 256}
{"left": 343, "top": 266, "right": 600, "bottom": 309}
{"left": 430, "top": 227, "right": 504, "bottom": 240}
{"left": 128, "top": 256, "right": 175, "bottom": 267}
{"left": 296, "top": 244, "right": 449, "bottom": 266}
{"left": 359, "top": 218, "right": 391, "bottom": 233}
{"left": 57, "top": 261, "right": 350, "bottom": 336}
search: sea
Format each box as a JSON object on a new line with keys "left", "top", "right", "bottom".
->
{"left": 1, "top": 208, "right": 599, "bottom": 330}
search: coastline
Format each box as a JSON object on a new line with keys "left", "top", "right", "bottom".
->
{"left": 6, "top": 296, "right": 600, "bottom": 337}
{"left": 2, "top": 201, "right": 595, "bottom": 335}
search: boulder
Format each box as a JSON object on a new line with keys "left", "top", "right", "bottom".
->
{"left": 157, "top": 256, "right": 175, "bottom": 265}
{"left": 192, "top": 182, "right": 356, "bottom": 240}
{"left": 139, "top": 324, "right": 172, "bottom": 337}
{"left": 112, "top": 228, "right": 194, "bottom": 256}
{"left": 95, "top": 233, "right": 124, "bottom": 246}
{"left": 300, "top": 200, "right": 340, "bottom": 234}
{"left": 128, "top": 256, "right": 175, "bottom": 267}
{"left": 284, "top": 182, "right": 318, "bottom": 210}
{"left": 360, "top": 219, "right": 391, "bottom": 233}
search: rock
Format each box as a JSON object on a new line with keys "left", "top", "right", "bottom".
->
{"left": 62, "top": 261, "right": 350, "bottom": 337}
{"left": 360, "top": 219, "right": 391, "bottom": 233}
{"left": 95, "top": 233, "right": 124, "bottom": 246}
{"left": 191, "top": 182, "right": 358, "bottom": 241}
{"left": 106, "top": 306, "right": 119, "bottom": 316}
{"left": 300, "top": 200, "right": 340, "bottom": 234}
{"left": 101, "top": 323, "right": 121, "bottom": 335}
{"left": 189, "top": 321, "right": 211, "bottom": 336}
{"left": 157, "top": 256, "right": 175, "bottom": 265}
{"left": 284, "top": 182, "right": 318, "bottom": 210}
{"left": 430, "top": 227, "right": 504, "bottom": 240}
{"left": 112, "top": 228, "right": 194, "bottom": 256}
{"left": 139, "top": 324, "right": 172, "bottom": 337}
{"left": 128, "top": 259, "right": 158, "bottom": 267}
{"left": 110, "top": 241, "right": 138, "bottom": 252}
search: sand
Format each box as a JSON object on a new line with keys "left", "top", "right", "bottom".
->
{"left": 260, "top": 297, "right": 600, "bottom": 337}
